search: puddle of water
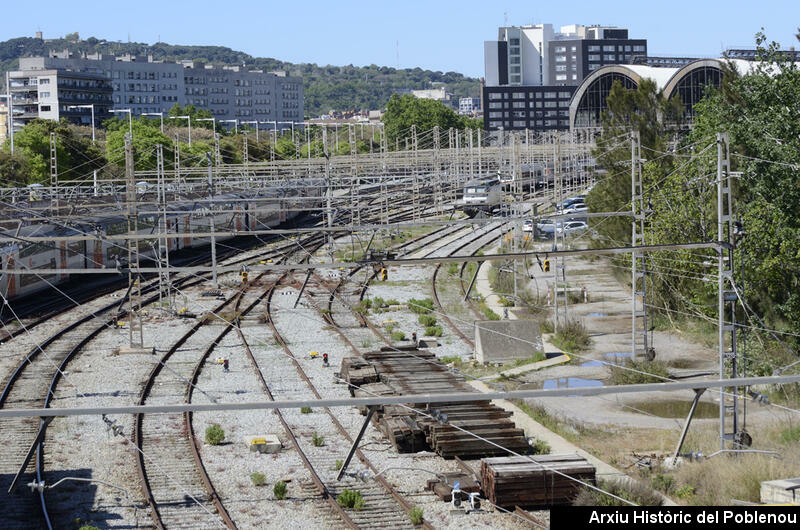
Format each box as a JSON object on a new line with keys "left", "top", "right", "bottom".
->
{"left": 586, "top": 312, "right": 608, "bottom": 317}
{"left": 627, "top": 400, "right": 718, "bottom": 419}
{"left": 543, "top": 377, "right": 604, "bottom": 390}
{"left": 581, "top": 360, "right": 604, "bottom": 367}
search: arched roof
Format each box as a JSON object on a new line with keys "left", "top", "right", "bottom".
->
{"left": 568, "top": 59, "right": 749, "bottom": 129}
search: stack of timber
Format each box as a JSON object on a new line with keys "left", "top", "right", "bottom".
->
{"left": 480, "top": 455, "right": 596, "bottom": 508}
{"left": 340, "top": 348, "right": 532, "bottom": 458}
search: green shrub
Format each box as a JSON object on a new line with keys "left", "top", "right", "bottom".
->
{"left": 447, "top": 263, "right": 459, "bottom": 275}
{"left": 418, "top": 314, "right": 437, "bottom": 327}
{"left": 372, "top": 297, "right": 385, "bottom": 309}
{"left": 332, "top": 459, "right": 344, "bottom": 471}
{"left": 408, "top": 298, "right": 434, "bottom": 314}
{"left": 250, "top": 472, "right": 266, "bottom": 487}
{"left": 609, "top": 359, "right": 670, "bottom": 386}
{"left": 384, "top": 322, "right": 396, "bottom": 332}
{"left": 675, "top": 485, "right": 695, "bottom": 499}
{"left": 530, "top": 438, "right": 551, "bottom": 455}
{"left": 390, "top": 331, "right": 406, "bottom": 341}
{"left": 425, "top": 325, "right": 443, "bottom": 337}
{"left": 311, "top": 432, "right": 325, "bottom": 447}
{"left": 301, "top": 406, "right": 312, "bottom": 414}
{"left": 540, "top": 320, "right": 555, "bottom": 333}
{"left": 205, "top": 424, "right": 225, "bottom": 445}
{"left": 385, "top": 299, "right": 400, "bottom": 306}
{"left": 780, "top": 425, "right": 800, "bottom": 443}
{"left": 353, "top": 497, "right": 366, "bottom": 511}
{"left": 273, "top": 480, "right": 287, "bottom": 500}
{"left": 551, "top": 319, "right": 591, "bottom": 352}
{"left": 337, "top": 489, "right": 364, "bottom": 509}
{"left": 409, "top": 506, "right": 424, "bottom": 525}
{"left": 651, "top": 473, "right": 675, "bottom": 494}
{"left": 573, "top": 478, "right": 662, "bottom": 506}
{"left": 440, "top": 356, "right": 461, "bottom": 364}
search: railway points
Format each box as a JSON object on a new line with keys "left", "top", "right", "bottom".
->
{"left": 0, "top": 125, "right": 795, "bottom": 528}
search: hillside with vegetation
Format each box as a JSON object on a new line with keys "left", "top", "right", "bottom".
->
{"left": 0, "top": 34, "right": 481, "bottom": 116}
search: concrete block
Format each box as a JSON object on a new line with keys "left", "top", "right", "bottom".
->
{"left": 418, "top": 337, "right": 439, "bottom": 348}
{"left": 245, "top": 434, "right": 282, "bottom": 454}
{"left": 474, "top": 320, "right": 543, "bottom": 364}
{"left": 761, "top": 478, "right": 800, "bottom": 504}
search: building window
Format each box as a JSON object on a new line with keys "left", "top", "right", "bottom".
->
{"left": 625, "top": 45, "right": 632, "bottom": 52}
{"left": 510, "top": 56, "right": 520, "bottom": 64}
{"left": 512, "top": 92, "right": 525, "bottom": 99}
{"left": 572, "top": 74, "right": 578, "bottom": 80}
{"left": 512, "top": 101, "right": 526, "bottom": 108}
{"left": 489, "top": 102, "right": 503, "bottom": 109}
{"left": 589, "top": 64, "right": 599, "bottom": 71}
{"left": 543, "top": 92, "right": 556, "bottom": 98}
{"left": 633, "top": 45, "right": 646, "bottom": 52}
{"left": 510, "top": 66, "right": 520, "bottom": 73}
{"left": 489, "top": 111, "right": 503, "bottom": 118}
{"left": 588, "top": 54, "right": 600, "bottom": 61}
{"left": 555, "top": 65, "right": 567, "bottom": 72}
{"left": 588, "top": 45, "right": 600, "bottom": 52}
{"left": 489, "top": 93, "right": 502, "bottom": 100}
{"left": 513, "top": 120, "right": 526, "bottom": 127}
{"left": 558, "top": 91, "right": 572, "bottom": 98}
{"left": 509, "top": 38, "right": 520, "bottom": 45}
{"left": 604, "top": 54, "right": 616, "bottom": 61}
{"left": 554, "top": 46, "right": 566, "bottom": 53}
{"left": 39, "top": 78, "right": 50, "bottom": 85}
{"left": 555, "top": 74, "right": 567, "bottom": 81}
{"left": 544, "top": 101, "right": 557, "bottom": 108}
{"left": 40, "top": 105, "right": 51, "bottom": 111}
{"left": 603, "top": 45, "right": 615, "bottom": 52}
{"left": 510, "top": 46, "right": 520, "bottom": 55}
{"left": 571, "top": 46, "right": 577, "bottom": 52}
{"left": 555, "top": 55, "right": 566, "bottom": 62}
{"left": 39, "top": 91, "right": 50, "bottom": 98}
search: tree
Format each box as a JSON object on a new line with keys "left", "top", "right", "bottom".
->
{"left": 585, "top": 79, "right": 682, "bottom": 245}
{"left": 381, "top": 94, "right": 464, "bottom": 145}
{"left": 3, "top": 118, "right": 106, "bottom": 184}
{"left": 105, "top": 117, "right": 171, "bottom": 171}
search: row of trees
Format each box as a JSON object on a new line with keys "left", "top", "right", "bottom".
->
{"left": 587, "top": 31, "right": 800, "bottom": 363}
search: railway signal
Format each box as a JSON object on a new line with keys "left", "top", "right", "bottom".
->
{"left": 543, "top": 259, "right": 551, "bottom": 273}
{"left": 380, "top": 267, "right": 388, "bottom": 281}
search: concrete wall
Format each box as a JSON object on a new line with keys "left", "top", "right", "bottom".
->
{"left": 474, "top": 319, "right": 543, "bottom": 364}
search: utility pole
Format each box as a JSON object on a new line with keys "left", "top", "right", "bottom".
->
{"left": 411, "top": 125, "right": 419, "bottom": 221}
{"left": 243, "top": 130, "right": 249, "bottom": 167}
{"left": 204, "top": 152, "right": 218, "bottom": 287}
{"left": 631, "top": 131, "right": 650, "bottom": 359}
{"left": 349, "top": 124, "right": 359, "bottom": 225}
{"left": 156, "top": 144, "right": 172, "bottom": 312}
{"left": 716, "top": 132, "right": 743, "bottom": 449}
{"left": 433, "top": 126, "right": 441, "bottom": 213}
{"left": 323, "top": 125, "right": 333, "bottom": 261}
{"left": 174, "top": 135, "right": 181, "bottom": 185}
{"left": 50, "top": 132, "right": 58, "bottom": 214}
{"left": 125, "top": 134, "right": 143, "bottom": 347}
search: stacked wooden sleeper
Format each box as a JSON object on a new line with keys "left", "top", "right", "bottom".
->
{"left": 480, "top": 455, "right": 596, "bottom": 508}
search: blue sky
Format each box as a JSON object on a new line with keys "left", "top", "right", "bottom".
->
{"left": 4, "top": 1, "right": 799, "bottom": 78}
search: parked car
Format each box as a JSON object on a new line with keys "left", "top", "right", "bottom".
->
{"left": 562, "top": 203, "right": 588, "bottom": 215}
{"left": 557, "top": 220, "right": 589, "bottom": 235}
{"left": 523, "top": 220, "right": 533, "bottom": 232}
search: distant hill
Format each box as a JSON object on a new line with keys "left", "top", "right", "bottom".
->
{"left": 0, "top": 34, "right": 481, "bottom": 117}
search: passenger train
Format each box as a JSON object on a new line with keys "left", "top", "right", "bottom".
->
{"left": 0, "top": 181, "right": 324, "bottom": 301}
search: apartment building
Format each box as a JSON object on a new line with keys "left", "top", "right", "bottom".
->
{"left": 483, "top": 23, "right": 646, "bottom": 132}
{"left": 8, "top": 52, "right": 303, "bottom": 131}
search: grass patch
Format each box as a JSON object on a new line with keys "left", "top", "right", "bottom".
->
{"left": 530, "top": 438, "right": 551, "bottom": 455}
{"left": 573, "top": 478, "right": 663, "bottom": 506}
{"left": 408, "top": 298, "right": 434, "bottom": 314}
{"left": 550, "top": 319, "right": 591, "bottom": 352}
{"left": 447, "top": 263, "right": 459, "bottom": 276}
{"left": 409, "top": 506, "right": 424, "bottom": 525}
{"left": 418, "top": 314, "right": 437, "bottom": 327}
{"left": 273, "top": 480, "right": 287, "bottom": 500}
{"left": 300, "top": 406, "right": 312, "bottom": 414}
{"left": 390, "top": 331, "right": 406, "bottom": 341}
{"left": 250, "top": 472, "right": 266, "bottom": 487}
{"left": 424, "top": 325, "right": 443, "bottom": 337}
{"left": 331, "top": 459, "right": 344, "bottom": 471}
{"left": 609, "top": 358, "right": 670, "bottom": 385}
{"left": 337, "top": 489, "right": 365, "bottom": 510}
{"left": 205, "top": 424, "right": 225, "bottom": 445}
{"left": 311, "top": 432, "right": 325, "bottom": 447}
